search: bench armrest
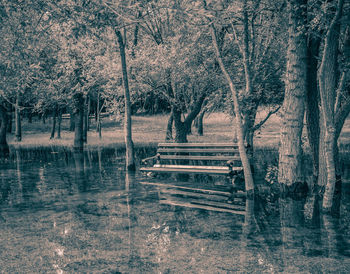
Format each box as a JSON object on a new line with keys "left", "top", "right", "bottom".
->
{"left": 141, "top": 154, "right": 160, "bottom": 165}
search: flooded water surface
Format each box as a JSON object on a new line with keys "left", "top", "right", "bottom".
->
{"left": 0, "top": 149, "right": 350, "bottom": 273}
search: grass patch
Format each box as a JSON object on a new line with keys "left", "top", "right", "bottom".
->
{"left": 7, "top": 110, "right": 350, "bottom": 151}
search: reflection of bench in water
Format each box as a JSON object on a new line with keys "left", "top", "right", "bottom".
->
{"left": 139, "top": 181, "right": 246, "bottom": 215}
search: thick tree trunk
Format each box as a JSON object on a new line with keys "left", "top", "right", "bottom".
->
{"left": 116, "top": 29, "right": 135, "bottom": 171}
{"left": 306, "top": 36, "right": 321, "bottom": 182}
{"left": 318, "top": 0, "right": 344, "bottom": 212}
{"left": 172, "top": 94, "right": 206, "bottom": 143}
{"left": 73, "top": 93, "right": 84, "bottom": 151}
{"left": 278, "top": 0, "right": 307, "bottom": 190}
{"left": 211, "top": 24, "right": 254, "bottom": 193}
{"left": 0, "top": 104, "right": 9, "bottom": 157}
{"left": 165, "top": 111, "right": 173, "bottom": 141}
{"left": 173, "top": 106, "right": 188, "bottom": 143}
{"left": 50, "top": 106, "right": 57, "bottom": 139}
{"left": 15, "top": 94, "right": 22, "bottom": 142}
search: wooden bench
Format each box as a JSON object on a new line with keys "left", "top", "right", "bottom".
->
{"left": 140, "top": 143, "right": 243, "bottom": 178}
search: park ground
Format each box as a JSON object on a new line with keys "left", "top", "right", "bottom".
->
{"left": 7, "top": 109, "right": 350, "bottom": 150}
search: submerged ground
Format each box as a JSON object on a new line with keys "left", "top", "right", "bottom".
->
{"left": 1, "top": 149, "right": 350, "bottom": 273}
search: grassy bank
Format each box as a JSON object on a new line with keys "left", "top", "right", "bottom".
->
{"left": 7, "top": 110, "right": 350, "bottom": 151}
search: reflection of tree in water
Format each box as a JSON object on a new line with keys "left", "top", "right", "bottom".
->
{"left": 73, "top": 151, "right": 89, "bottom": 192}
{"left": 239, "top": 196, "right": 283, "bottom": 273}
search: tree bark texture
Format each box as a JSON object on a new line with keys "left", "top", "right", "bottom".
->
{"left": 15, "top": 93, "right": 22, "bottom": 142}
{"left": 318, "top": 0, "right": 344, "bottom": 211}
{"left": 211, "top": 24, "right": 254, "bottom": 193}
{"left": 116, "top": 29, "right": 136, "bottom": 171}
{"left": 0, "top": 104, "right": 9, "bottom": 157}
{"left": 73, "top": 93, "right": 84, "bottom": 151}
{"left": 278, "top": 0, "right": 307, "bottom": 188}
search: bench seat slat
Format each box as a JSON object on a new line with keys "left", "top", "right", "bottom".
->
{"left": 158, "top": 143, "right": 238, "bottom": 148}
{"left": 153, "top": 164, "right": 232, "bottom": 170}
{"left": 159, "top": 155, "right": 241, "bottom": 161}
{"left": 157, "top": 148, "right": 239, "bottom": 153}
{"left": 139, "top": 166, "right": 242, "bottom": 175}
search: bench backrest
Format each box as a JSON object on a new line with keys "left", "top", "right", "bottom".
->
{"left": 156, "top": 143, "right": 241, "bottom": 165}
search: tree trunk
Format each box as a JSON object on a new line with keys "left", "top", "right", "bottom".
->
{"left": 96, "top": 90, "right": 102, "bottom": 139}
{"left": 0, "top": 104, "right": 9, "bottom": 157}
{"left": 165, "top": 111, "right": 173, "bottom": 141}
{"left": 211, "top": 24, "right": 254, "bottom": 193}
{"left": 243, "top": 105, "right": 258, "bottom": 154}
{"left": 318, "top": 0, "right": 344, "bottom": 212}
{"left": 57, "top": 110, "right": 62, "bottom": 139}
{"left": 116, "top": 29, "right": 136, "bottom": 171}
{"left": 197, "top": 109, "right": 205, "bottom": 136}
{"left": 317, "top": 118, "right": 327, "bottom": 190}
{"left": 306, "top": 35, "right": 321, "bottom": 182}
{"left": 83, "top": 96, "right": 88, "bottom": 143}
{"left": 186, "top": 119, "right": 192, "bottom": 135}
{"left": 69, "top": 111, "right": 75, "bottom": 131}
{"left": 240, "top": 0, "right": 258, "bottom": 151}
{"left": 15, "top": 93, "right": 22, "bottom": 142}
{"left": 172, "top": 93, "right": 206, "bottom": 144}
{"left": 50, "top": 106, "right": 57, "bottom": 139}
{"left": 278, "top": 0, "right": 307, "bottom": 190}
{"left": 73, "top": 93, "right": 84, "bottom": 151}
{"left": 28, "top": 112, "right": 32, "bottom": 123}
{"left": 173, "top": 106, "right": 188, "bottom": 143}
{"left": 6, "top": 109, "right": 12, "bottom": 133}
{"left": 86, "top": 95, "right": 91, "bottom": 131}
